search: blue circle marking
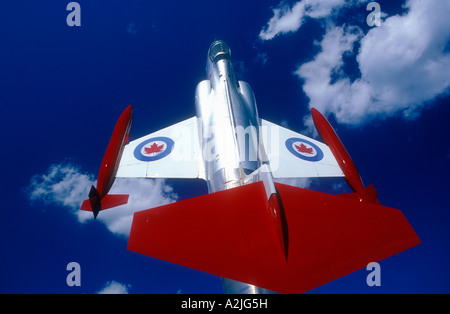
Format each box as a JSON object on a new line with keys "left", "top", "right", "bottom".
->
{"left": 134, "top": 137, "right": 175, "bottom": 162}
{"left": 285, "top": 138, "right": 324, "bottom": 162}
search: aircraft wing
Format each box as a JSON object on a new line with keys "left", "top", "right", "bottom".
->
{"left": 116, "top": 117, "right": 204, "bottom": 179}
{"left": 260, "top": 119, "right": 344, "bottom": 178}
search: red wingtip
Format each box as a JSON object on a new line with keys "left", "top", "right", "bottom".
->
{"left": 81, "top": 105, "right": 133, "bottom": 218}
{"left": 311, "top": 107, "right": 365, "bottom": 196}
{"left": 96, "top": 105, "right": 133, "bottom": 198}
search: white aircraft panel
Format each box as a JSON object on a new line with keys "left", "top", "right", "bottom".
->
{"left": 116, "top": 117, "right": 204, "bottom": 179}
{"left": 260, "top": 119, "right": 344, "bottom": 178}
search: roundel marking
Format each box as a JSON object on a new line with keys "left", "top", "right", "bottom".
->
{"left": 134, "top": 137, "right": 175, "bottom": 162}
{"left": 285, "top": 138, "right": 324, "bottom": 162}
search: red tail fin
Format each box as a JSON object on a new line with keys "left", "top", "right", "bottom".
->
{"left": 127, "top": 181, "right": 420, "bottom": 294}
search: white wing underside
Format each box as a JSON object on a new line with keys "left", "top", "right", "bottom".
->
{"left": 260, "top": 119, "right": 344, "bottom": 178}
{"left": 115, "top": 117, "right": 343, "bottom": 180}
{"left": 116, "top": 117, "right": 205, "bottom": 179}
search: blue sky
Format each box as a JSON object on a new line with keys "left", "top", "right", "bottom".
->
{"left": 1, "top": 0, "right": 449, "bottom": 294}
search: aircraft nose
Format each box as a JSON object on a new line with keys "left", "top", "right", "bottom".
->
{"left": 208, "top": 40, "right": 231, "bottom": 63}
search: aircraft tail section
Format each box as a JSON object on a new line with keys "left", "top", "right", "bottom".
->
{"left": 127, "top": 181, "right": 420, "bottom": 294}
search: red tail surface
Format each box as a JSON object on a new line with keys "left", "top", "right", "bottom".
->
{"left": 127, "top": 181, "right": 420, "bottom": 294}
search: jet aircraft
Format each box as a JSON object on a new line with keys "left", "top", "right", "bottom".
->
{"left": 81, "top": 40, "right": 420, "bottom": 294}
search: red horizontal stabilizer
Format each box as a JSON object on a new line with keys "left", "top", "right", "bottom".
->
{"left": 80, "top": 194, "right": 129, "bottom": 212}
{"left": 127, "top": 182, "right": 420, "bottom": 294}
{"left": 274, "top": 182, "right": 420, "bottom": 293}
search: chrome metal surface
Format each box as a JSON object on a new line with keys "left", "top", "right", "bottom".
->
{"left": 195, "top": 40, "right": 278, "bottom": 294}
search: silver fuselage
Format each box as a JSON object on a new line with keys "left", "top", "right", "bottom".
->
{"left": 195, "top": 42, "right": 261, "bottom": 193}
{"left": 194, "top": 41, "right": 275, "bottom": 294}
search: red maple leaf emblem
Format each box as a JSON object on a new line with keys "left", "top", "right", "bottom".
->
{"left": 144, "top": 142, "right": 164, "bottom": 154}
{"left": 295, "top": 143, "right": 313, "bottom": 154}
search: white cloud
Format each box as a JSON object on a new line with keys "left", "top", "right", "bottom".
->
{"left": 29, "top": 164, "right": 95, "bottom": 210}
{"left": 259, "top": 0, "right": 360, "bottom": 40}
{"left": 28, "top": 163, "right": 178, "bottom": 237}
{"left": 255, "top": 52, "right": 269, "bottom": 66}
{"left": 296, "top": 25, "right": 366, "bottom": 126}
{"left": 259, "top": 1, "right": 307, "bottom": 41}
{"left": 294, "top": 0, "right": 450, "bottom": 125}
{"left": 126, "top": 22, "right": 137, "bottom": 35}
{"left": 96, "top": 280, "right": 131, "bottom": 294}
{"left": 354, "top": 0, "right": 450, "bottom": 120}
{"left": 260, "top": 0, "right": 450, "bottom": 125}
